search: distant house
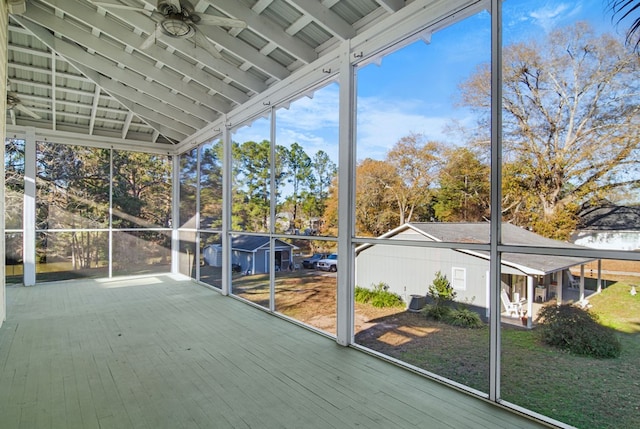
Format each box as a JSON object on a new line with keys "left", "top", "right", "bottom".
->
{"left": 210, "top": 235, "right": 297, "bottom": 274}
{"left": 202, "top": 244, "right": 223, "bottom": 267}
{"left": 356, "top": 223, "right": 595, "bottom": 323}
{"left": 571, "top": 203, "right": 640, "bottom": 251}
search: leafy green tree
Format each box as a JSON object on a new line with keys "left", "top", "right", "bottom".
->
{"left": 355, "top": 158, "right": 400, "bottom": 236}
{"left": 459, "top": 22, "right": 640, "bottom": 238}
{"left": 283, "top": 142, "right": 313, "bottom": 225}
{"left": 4, "top": 138, "right": 25, "bottom": 230}
{"left": 434, "top": 147, "right": 490, "bottom": 222}
{"left": 386, "top": 133, "right": 441, "bottom": 225}
{"left": 178, "top": 148, "right": 198, "bottom": 228}
{"left": 113, "top": 150, "right": 172, "bottom": 228}
{"left": 199, "top": 140, "right": 223, "bottom": 229}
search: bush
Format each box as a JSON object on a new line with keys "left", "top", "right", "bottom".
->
{"left": 446, "top": 308, "right": 484, "bottom": 328}
{"left": 423, "top": 304, "right": 452, "bottom": 321}
{"left": 354, "top": 286, "right": 374, "bottom": 303}
{"left": 355, "top": 283, "right": 404, "bottom": 308}
{"left": 537, "top": 304, "right": 622, "bottom": 358}
{"left": 428, "top": 271, "right": 456, "bottom": 307}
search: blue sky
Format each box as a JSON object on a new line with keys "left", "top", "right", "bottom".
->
{"left": 234, "top": 0, "right": 624, "bottom": 164}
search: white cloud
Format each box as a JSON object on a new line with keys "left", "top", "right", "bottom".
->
{"left": 355, "top": 96, "right": 462, "bottom": 160}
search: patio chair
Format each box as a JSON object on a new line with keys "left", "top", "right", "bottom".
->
{"left": 501, "top": 290, "right": 523, "bottom": 317}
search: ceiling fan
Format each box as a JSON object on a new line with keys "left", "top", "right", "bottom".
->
{"left": 93, "top": 0, "right": 246, "bottom": 58}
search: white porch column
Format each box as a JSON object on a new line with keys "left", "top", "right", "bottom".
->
{"left": 526, "top": 275, "right": 533, "bottom": 328}
{"left": 597, "top": 259, "right": 602, "bottom": 292}
{"left": 0, "top": 0, "right": 7, "bottom": 325}
{"left": 336, "top": 39, "right": 356, "bottom": 347}
{"left": 220, "top": 122, "right": 231, "bottom": 296}
{"left": 580, "top": 264, "right": 585, "bottom": 303}
{"left": 170, "top": 155, "right": 180, "bottom": 274}
{"left": 23, "top": 128, "right": 36, "bottom": 286}
{"left": 556, "top": 272, "right": 563, "bottom": 305}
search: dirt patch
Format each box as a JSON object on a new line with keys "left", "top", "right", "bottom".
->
{"left": 233, "top": 270, "right": 407, "bottom": 335}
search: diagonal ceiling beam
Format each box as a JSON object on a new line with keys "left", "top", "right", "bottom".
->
{"left": 20, "top": 8, "right": 231, "bottom": 121}
{"left": 109, "top": 0, "right": 291, "bottom": 81}
{"left": 285, "top": 0, "right": 356, "bottom": 40}
{"left": 22, "top": 4, "right": 237, "bottom": 116}
{"left": 67, "top": 59, "right": 192, "bottom": 141}
{"left": 374, "top": 0, "right": 404, "bottom": 14}
{"left": 13, "top": 16, "right": 189, "bottom": 142}
{"left": 203, "top": 0, "right": 318, "bottom": 64}
{"left": 40, "top": 0, "right": 265, "bottom": 97}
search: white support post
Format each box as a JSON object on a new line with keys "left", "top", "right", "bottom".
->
{"left": 171, "top": 154, "right": 180, "bottom": 275}
{"left": 23, "top": 127, "right": 36, "bottom": 286}
{"left": 269, "top": 106, "right": 276, "bottom": 312}
{"left": 488, "top": 0, "right": 503, "bottom": 402}
{"left": 557, "top": 273, "right": 563, "bottom": 305}
{"left": 0, "top": 1, "right": 6, "bottom": 324}
{"left": 336, "top": 40, "right": 356, "bottom": 347}
{"left": 195, "top": 145, "right": 201, "bottom": 282}
{"left": 526, "top": 276, "right": 533, "bottom": 328}
{"left": 597, "top": 259, "right": 602, "bottom": 292}
{"left": 108, "top": 147, "right": 113, "bottom": 278}
{"left": 580, "top": 264, "right": 585, "bottom": 303}
{"left": 221, "top": 122, "right": 231, "bottom": 296}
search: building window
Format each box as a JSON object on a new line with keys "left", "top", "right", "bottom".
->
{"left": 452, "top": 267, "right": 466, "bottom": 291}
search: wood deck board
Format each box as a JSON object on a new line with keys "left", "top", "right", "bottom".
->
{"left": 0, "top": 275, "right": 547, "bottom": 429}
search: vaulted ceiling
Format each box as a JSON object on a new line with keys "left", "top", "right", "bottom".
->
{"left": 5, "top": 0, "right": 483, "bottom": 151}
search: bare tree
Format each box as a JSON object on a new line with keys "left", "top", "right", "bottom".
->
{"left": 459, "top": 22, "right": 640, "bottom": 237}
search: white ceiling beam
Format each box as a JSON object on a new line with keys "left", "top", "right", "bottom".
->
{"left": 374, "top": 0, "right": 404, "bottom": 14}
{"left": 22, "top": 4, "right": 235, "bottom": 116}
{"left": 88, "top": 85, "right": 101, "bottom": 135}
{"left": 67, "top": 60, "right": 192, "bottom": 141}
{"left": 51, "top": 50, "right": 57, "bottom": 131}
{"left": 40, "top": 0, "right": 264, "bottom": 97}
{"left": 203, "top": 0, "right": 318, "bottom": 64}
{"left": 286, "top": 0, "right": 355, "bottom": 40}
{"left": 7, "top": 124, "right": 177, "bottom": 153}
{"left": 9, "top": 61, "right": 92, "bottom": 83}
{"left": 14, "top": 16, "right": 189, "bottom": 142}
{"left": 109, "top": 0, "right": 291, "bottom": 81}
{"left": 122, "top": 111, "right": 134, "bottom": 139}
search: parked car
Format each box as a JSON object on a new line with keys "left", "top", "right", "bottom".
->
{"left": 316, "top": 253, "right": 338, "bottom": 272}
{"left": 301, "top": 253, "right": 328, "bottom": 269}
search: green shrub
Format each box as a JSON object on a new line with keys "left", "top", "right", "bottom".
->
{"left": 446, "top": 308, "right": 484, "bottom": 328}
{"left": 354, "top": 286, "right": 374, "bottom": 304}
{"left": 355, "top": 283, "right": 404, "bottom": 308}
{"left": 537, "top": 304, "right": 622, "bottom": 359}
{"left": 423, "top": 304, "right": 452, "bottom": 321}
{"left": 428, "top": 271, "right": 457, "bottom": 307}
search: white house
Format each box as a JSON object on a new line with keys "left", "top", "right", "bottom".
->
{"left": 356, "top": 223, "right": 596, "bottom": 325}
{"left": 572, "top": 203, "right": 640, "bottom": 251}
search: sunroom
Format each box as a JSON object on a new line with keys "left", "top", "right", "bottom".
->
{"left": 2, "top": 1, "right": 640, "bottom": 429}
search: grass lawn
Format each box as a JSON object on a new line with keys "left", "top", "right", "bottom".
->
{"left": 355, "top": 280, "right": 640, "bottom": 429}
{"left": 229, "top": 271, "right": 639, "bottom": 428}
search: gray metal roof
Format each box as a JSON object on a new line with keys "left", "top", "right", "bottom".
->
{"left": 576, "top": 203, "right": 640, "bottom": 231}
{"left": 5, "top": 0, "right": 481, "bottom": 149}
{"left": 231, "top": 234, "right": 293, "bottom": 252}
{"left": 387, "top": 222, "right": 595, "bottom": 275}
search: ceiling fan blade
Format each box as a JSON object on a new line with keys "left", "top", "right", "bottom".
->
{"left": 91, "top": 1, "right": 147, "bottom": 12}
{"left": 140, "top": 26, "right": 163, "bottom": 50}
{"left": 198, "top": 15, "right": 247, "bottom": 28}
{"left": 15, "top": 104, "right": 41, "bottom": 119}
{"left": 164, "top": 0, "right": 183, "bottom": 12}
{"left": 191, "top": 30, "right": 222, "bottom": 59}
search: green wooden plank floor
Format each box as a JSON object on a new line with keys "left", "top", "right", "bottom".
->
{"left": 0, "top": 274, "right": 549, "bottom": 429}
